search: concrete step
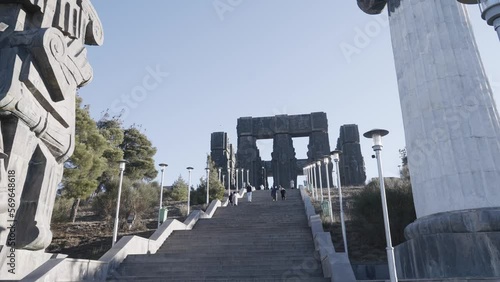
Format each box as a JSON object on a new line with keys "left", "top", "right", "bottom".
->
{"left": 110, "top": 189, "right": 329, "bottom": 281}
{"left": 116, "top": 268, "right": 326, "bottom": 277}
{"left": 124, "top": 255, "right": 318, "bottom": 263}
{"left": 109, "top": 274, "right": 329, "bottom": 281}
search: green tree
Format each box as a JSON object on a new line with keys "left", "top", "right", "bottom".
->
{"left": 96, "top": 116, "right": 125, "bottom": 188}
{"left": 196, "top": 157, "right": 225, "bottom": 203}
{"left": 120, "top": 126, "right": 157, "bottom": 181}
{"left": 92, "top": 177, "right": 159, "bottom": 229}
{"left": 170, "top": 175, "right": 188, "bottom": 201}
{"left": 62, "top": 96, "right": 108, "bottom": 222}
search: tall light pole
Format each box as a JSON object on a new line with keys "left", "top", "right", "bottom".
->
{"left": 323, "top": 157, "right": 333, "bottom": 223}
{"left": 112, "top": 160, "right": 127, "bottom": 246}
{"left": 186, "top": 167, "right": 193, "bottom": 215}
{"left": 240, "top": 168, "right": 244, "bottom": 187}
{"left": 363, "top": 129, "right": 397, "bottom": 282}
{"left": 316, "top": 160, "right": 323, "bottom": 202}
{"left": 308, "top": 165, "right": 314, "bottom": 198}
{"left": 312, "top": 163, "right": 318, "bottom": 201}
{"left": 261, "top": 166, "right": 266, "bottom": 189}
{"left": 205, "top": 167, "right": 210, "bottom": 205}
{"left": 236, "top": 168, "right": 239, "bottom": 191}
{"left": 246, "top": 169, "right": 250, "bottom": 185}
{"left": 303, "top": 167, "right": 308, "bottom": 192}
{"left": 218, "top": 167, "right": 222, "bottom": 182}
{"left": 228, "top": 165, "right": 232, "bottom": 194}
{"left": 331, "top": 150, "right": 348, "bottom": 256}
{"left": 158, "top": 163, "right": 168, "bottom": 227}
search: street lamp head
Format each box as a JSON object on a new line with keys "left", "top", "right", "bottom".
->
{"left": 363, "top": 129, "right": 389, "bottom": 146}
{"left": 323, "top": 156, "right": 330, "bottom": 164}
{"left": 159, "top": 163, "right": 168, "bottom": 171}
{"left": 205, "top": 167, "right": 210, "bottom": 172}
{"left": 316, "top": 160, "right": 321, "bottom": 166}
{"left": 330, "top": 150, "right": 342, "bottom": 162}
{"left": 458, "top": 0, "right": 500, "bottom": 40}
{"left": 186, "top": 166, "right": 194, "bottom": 171}
{"left": 118, "top": 159, "right": 128, "bottom": 171}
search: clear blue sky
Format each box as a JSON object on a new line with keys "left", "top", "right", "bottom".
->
{"left": 79, "top": 1, "right": 500, "bottom": 187}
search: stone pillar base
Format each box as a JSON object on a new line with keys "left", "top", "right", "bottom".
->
{"left": 0, "top": 247, "right": 59, "bottom": 280}
{"left": 395, "top": 208, "right": 500, "bottom": 278}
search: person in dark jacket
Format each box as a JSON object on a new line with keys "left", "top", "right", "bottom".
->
{"left": 271, "top": 186, "right": 278, "bottom": 201}
{"left": 279, "top": 185, "right": 286, "bottom": 200}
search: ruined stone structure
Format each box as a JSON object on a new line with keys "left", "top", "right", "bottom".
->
{"left": 0, "top": 0, "right": 103, "bottom": 255}
{"left": 358, "top": 0, "right": 500, "bottom": 278}
{"left": 210, "top": 132, "right": 235, "bottom": 189}
{"left": 336, "top": 124, "right": 366, "bottom": 186}
{"left": 236, "top": 112, "right": 333, "bottom": 189}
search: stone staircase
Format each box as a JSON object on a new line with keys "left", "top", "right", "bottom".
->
{"left": 109, "top": 189, "right": 329, "bottom": 281}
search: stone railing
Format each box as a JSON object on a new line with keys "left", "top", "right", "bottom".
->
{"left": 21, "top": 188, "right": 247, "bottom": 281}
{"left": 299, "top": 187, "right": 356, "bottom": 282}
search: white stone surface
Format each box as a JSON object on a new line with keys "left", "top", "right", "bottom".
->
{"left": 389, "top": 1, "right": 500, "bottom": 218}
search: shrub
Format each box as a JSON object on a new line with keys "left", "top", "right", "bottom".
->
{"left": 351, "top": 178, "right": 416, "bottom": 247}
{"left": 52, "top": 197, "right": 74, "bottom": 222}
{"left": 92, "top": 177, "right": 159, "bottom": 229}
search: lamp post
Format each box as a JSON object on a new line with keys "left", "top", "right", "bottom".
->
{"left": 205, "top": 167, "right": 210, "bottom": 205}
{"left": 308, "top": 166, "right": 314, "bottom": 196}
{"left": 363, "top": 129, "right": 397, "bottom": 282}
{"left": 158, "top": 163, "right": 168, "bottom": 227}
{"left": 246, "top": 169, "right": 250, "bottom": 185}
{"left": 240, "top": 168, "right": 245, "bottom": 187}
{"left": 316, "top": 160, "right": 323, "bottom": 202}
{"left": 308, "top": 165, "right": 314, "bottom": 198}
{"left": 331, "top": 150, "right": 348, "bottom": 256}
{"left": 261, "top": 166, "right": 266, "bottom": 189}
{"left": 112, "top": 160, "right": 127, "bottom": 246}
{"left": 303, "top": 167, "right": 308, "bottom": 192}
{"left": 323, "top": 157, "right": 333, "bottom": 223}
{"left": 186, "top": 167, "right": 193, "bottom": 215}
{"left": 236, "top": 168, "right": 239, "bottom": 191}
{"left": 218, "top": 167, "right": 222, "bottom": 182}
{"left": 312, "top": 163, "right": 318, "bottom": 201}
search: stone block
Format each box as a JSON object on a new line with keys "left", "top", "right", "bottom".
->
{"left": 395, "top": 232, "right": 500, "bottom": 278}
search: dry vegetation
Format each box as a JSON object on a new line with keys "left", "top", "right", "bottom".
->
{"left": 47, "top": 200, "right": 198, "bottom": 260}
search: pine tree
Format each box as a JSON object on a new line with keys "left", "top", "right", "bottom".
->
{"left": 197, "top": 156, "right": 225, "bottom": 202}
{"left": 120, "top": 126, "right": 158, "bottom": 181}
{"left": 62, "top": 96, "right": 108, "bottom": 222}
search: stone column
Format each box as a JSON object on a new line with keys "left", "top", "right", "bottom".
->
{"left": 271, "top": 134, "right": 297, "bottom": 188}
{"left": 358, "top": 0, "right": 500, "bottom": 278}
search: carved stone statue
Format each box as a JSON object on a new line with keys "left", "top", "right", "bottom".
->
{"left": 0, "top": 0, "right": 103, "bottom": 251}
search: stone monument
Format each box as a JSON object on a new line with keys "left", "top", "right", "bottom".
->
{"left": 210, "top": 132, "right": 236, "bottom": 189}
{"left": 0, "top": 0, "right": 102, "bottom": 276}
{"left": 335, "top": 124, "right": 366, "bottom": 186}
{"left": 358, "top": 0, "right": 500, "bottom": 278}
{"left": 236, "top": 112, "right": 333, "bottom": 189}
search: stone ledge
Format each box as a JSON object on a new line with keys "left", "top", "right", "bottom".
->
{"left": 404, "top": 207, "right": 500, "bottom": 239}
{"left": 299, "top": 187, "right": 356, "bottom": 282}
{"left": 395, "top": 231, "right": 500, "bottom": 278}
